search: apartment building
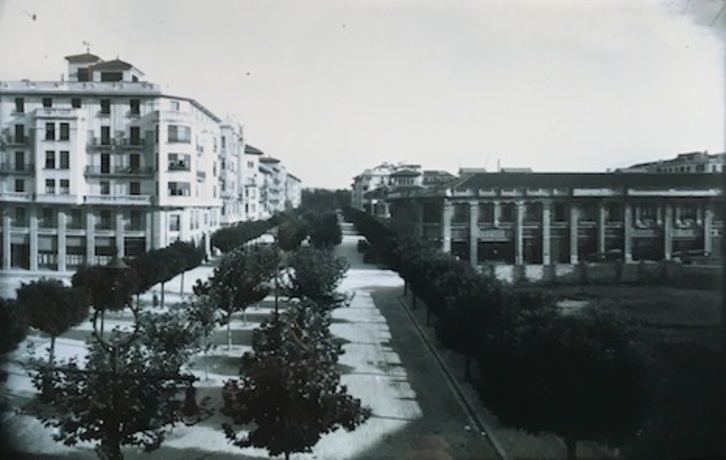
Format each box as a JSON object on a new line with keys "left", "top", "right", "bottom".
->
{"left": 259, "top": 156, "right": 286, "bottom": 217}
{"left": 219, "top": 121, "right": 244, "bottom": 226}
{"left": 350, "top": 162, "right": 426, "bottom": 218}
{"left": 286, "top": 173, "right": 302, "bottom": 209}
{"left": 622, "top": 151, "right": 725, "bottom": 173}
{"left": 0, "top": 53, "right": 226, "bottom": 272}
{"left": 241, "top": 144, "right": 263, "bottom": 221}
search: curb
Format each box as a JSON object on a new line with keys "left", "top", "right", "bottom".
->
{"left": 396, "top": 296, "right": 509, "bottom": 460}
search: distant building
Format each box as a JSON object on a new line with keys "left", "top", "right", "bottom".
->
{"left": 351, "top": 162, "right": 436, "bottom": 218}
{"left": 286, "top": 173, "right": 302, "bottom": 209}
{"left": 621, "top": 151, "right": 725, "bottom": 174}
{"left": 386, "top": 171, "right": 723, "bottom": 268}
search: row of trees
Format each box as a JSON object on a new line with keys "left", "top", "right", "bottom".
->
{"left": 344, "top": 206, "right": 652, "bottom": 459}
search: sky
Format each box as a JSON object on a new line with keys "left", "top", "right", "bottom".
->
{"left": 0, "top": 0, "right": 723, "bottom": 189}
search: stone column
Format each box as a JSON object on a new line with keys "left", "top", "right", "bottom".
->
{"left": 704, "top": 205, "right": 713, "bottom": 255}
{"left": 115, "top": 210, "right": 125, "bottom": 257}
{"left": 663, "top": 203, "right": 673, "bottom": 261}
{"left": 624, "top": 202, "right": 633, "bottom": 263}
{"left": 29, "top": 206, "right": 38, "bottom": 271}
{"left": 58, "top": 210, "right": 67, "bottom": 272}
{"left": 515, "top": 201, "right": 524, "bottom": 265}
{"left": 542, "top": 201, "right": 551, "bottom": 265}
{"left": 86, "top": 210, "right": 96, "bottom": 265}
{"left": 493, "top": 201, "right": 501, "bottom": 228}
{"left": 569, "top": 204, "right": 579, "bottom": 264}
{"left": 597, "top": 201, "right": 606, "bottom": 254}
{"left": 145, "top": 210, "right": 153, "bottom": 251}
{"left": 442, "top": 201, "right": 453, "bottom": 253}
{"left": 469, "top": 201, "right": 479, "bottom": 267}
{"left": 2, "top": 211, "right": 11, "bottom": 270}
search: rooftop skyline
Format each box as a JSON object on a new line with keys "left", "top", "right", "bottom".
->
{"left": 1, "top": 0, "right": 723, "bottom": 188}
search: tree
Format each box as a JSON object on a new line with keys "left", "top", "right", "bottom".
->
{"left": 477, "top": 308, "right": 651, "bottom": 460}
{"left": 188, "top": 285, "right": 223, "bottom": 380}
{"left": 222, "top": 302, "right": 371, "bottom": 459}
{"left": 308, "top": 211, "right": 342, "bottom": 248}
{"left": 277, "top": 213, "right": 308, "bottom": 252}
{"left": 168, "top": 240, "right": 205, "bottom": 297}
{"left": 72, "top": 264, "right": 138, "bottom": 332}
{"left": 33, "top": 303, "right": 202, "bottom": 460}
{"left": 0, "top": 298, "right": 28, "bottom": 388}
{"left": 284, "top": 246, "right": 350, "bottom": 310}
{"left": 16, "top": 279, "right": 89, "bottom": 367}
{"left": 202, "top": 245, "right": 280, "bottom": 349}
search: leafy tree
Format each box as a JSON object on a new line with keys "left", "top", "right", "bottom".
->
{"left": 168, "top": 240, "right": 205, "bottom": 297}
{"left": 16, "top": 279, "right": 89, "bottom": 367}
{"left": 211, "top": 218, "right": 276, "bottom": 253}
{"left": 200, "top": 245, "right": 280, "bottom": 349}
{"left": 222, "top": 302, "right": 371, "bottom": 459}
{"left": 0, "top": 297, "right": 27, "bottom": 356}
{"left": 188, "top": 286, "right": 223, "bottom": 380}
{"left": 301, "top": 188, "right": 351, "bottom": 213}
{"left": 277, "top": 213, "right": 309, "bottom": 252}
{"left": 33, "top": 299, "right": 203, "bottom": 460}
{"left": 477, "top": 308, "right": 651, "bottom": 460}
{"left": 284, "top": 246, "right": 350, "bottom": 310}
{"left": 308, "top": 211, "right": 343, "bottom": 248}
{"left": 0, "top": 298, "right": 28, "bottom": 388}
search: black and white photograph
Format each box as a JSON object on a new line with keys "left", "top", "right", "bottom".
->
{"left": 0, "top": 0, "right": 724, "bottom": 458}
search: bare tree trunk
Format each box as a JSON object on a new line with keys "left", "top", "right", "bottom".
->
{"left": 227, "top": 312, "right": 232, "bottom": 350}
{"left": 180, "top": 271, "right": 185, "bottom": 298}
{"left": 161, "top": 281, "right": 166, "bottom": 308}
{"left": 565, "top": 436, "right": 578, "bottom": 460}
{"left": 204, "top": 346, "right": 209, "bottom": 381}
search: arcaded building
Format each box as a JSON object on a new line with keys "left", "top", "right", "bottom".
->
{"left": 386, "top": 171, "right": 723, "bottom": 267}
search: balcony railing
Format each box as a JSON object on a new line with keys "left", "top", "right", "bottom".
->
{"left": 84, "top": 195, "right": 152, "bottom": 205}
{"left": 85, "top": 165, "right": 154, "bottom": 176}
{"left": 0, "top": 163, "right": 34, "bottom": 174}
{"left": 168, "top": 162, "right": 190, "bottom": 171}
{"left": 0, "top": 191, "right": 33, "bottom": 202}
{"left": 1, "top": 135, "right": 28, "bottom": 146}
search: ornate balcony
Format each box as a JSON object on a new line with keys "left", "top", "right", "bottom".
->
{"left": 0, "top": 163, "right": 34, "bottom": 174}
{"left": 85, "top": 165, "right": 154, "bottom": 176}
{"left": 0, "top": 191, "right": 33, "bottom": 202}
{"left": 84, "top": 195, "right": 152, "bottom": 206}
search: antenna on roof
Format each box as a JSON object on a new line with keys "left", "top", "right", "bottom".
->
{"left": 82, "top": 41, "right": 92, "bottom": 53}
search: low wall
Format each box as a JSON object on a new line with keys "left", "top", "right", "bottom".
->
{"left": 482, "top": 261, "right": 722, "bottom": 289}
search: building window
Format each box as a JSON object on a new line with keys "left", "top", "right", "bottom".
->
{"left": 45, "top": 179, "right": 55, "bottom": 194}
{"left": 14, "top": 207, "right": 27, "bottom": 227}
{"left": 130, "top": 99, "right": 140, "bottom": 115}
{"left": 14, "top": 179, "right": 24, "bottom": 192}
{"left": 129, "top": 210, "right": 142, "bottom": 230}
{"left": 45, "top": 122, "right": 56, "bottom": 141}
{"left": 14, "top": 124, "right": 24, "bottom": 143}
{"left": 100, "top": 99, "right": 111, "bottom": 115}
{"left": 72, "top": 98, "right": 82, "bottom": 108}
{"left": 101, "top": 126, "right": 111, "bottom": 145}
{"left": 14, "top": 97, "right": 24, "bottom": 113}
{"left": 169, "top": 214, "right": 181, "bottom": 232}
{"left": 41, "top": 208, "right": 55, "bottom": 228}
{"left": 129, "top": 181, "right": 140, "bottom": 195}
{"left": 168, "top": 125, "right": 191, "bottom": 143}
{"left": 101, "top": 71, "right": 122, "bottom": 82}
{"left": 45, "top": 151, "right": 55, "bottom": 169}
{"left": 607, "top": 203, "right": 623, "bottom": 222}
{"left": 168, "top": 153, "right": 190, "bottom": 170}
{"left": 639, "top": 204, "right": 657, "bottom": 221}
{"left": 42, "top": 97, "right": 52, "bottom": 108}
{"left": 60, "top": 179, "right": 70, "bottom": 194}
{"left": 99, "top": 210, "right": 112, "bottom": 230}
{"left": 60, "top": 123, "right": 70, "bottom": 141}
{"left": 168, "top": 181, "right": 190, "bottom": 196}
{"left": 59, "top": 151, "right": 70, "bottom": 169}
{"left": 129, "top": 126, "right": 141, "bottom": 145}
{"left": 553, "top": 202, "right": 568, "bottom": 222}
{"left": 100, "top": 181, "right": 111, "bottom": 195}
{"left": 247, "top": 161, "right": 254, "bottom": 168}
{"left": 68, "top": 209, "right": 83, "bottom": 229}
{"left": 170, "top": 100, "right": 180, "bottom": 111}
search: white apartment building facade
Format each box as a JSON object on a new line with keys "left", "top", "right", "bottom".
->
{"left": 0, "top": 53, "right": 228, "bottom": 272}
{"left": 242, "top": 144, "right": 263, "bottom": 221}
{"left": 622, "top": 151, "right": 726, "bottom": 174}
{"left": 286, "top": 173, "right": 302, "bottom": 209}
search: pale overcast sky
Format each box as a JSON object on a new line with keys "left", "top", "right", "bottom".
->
{"left": 0, "top": 0, "right": 723, "bottom": 188}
